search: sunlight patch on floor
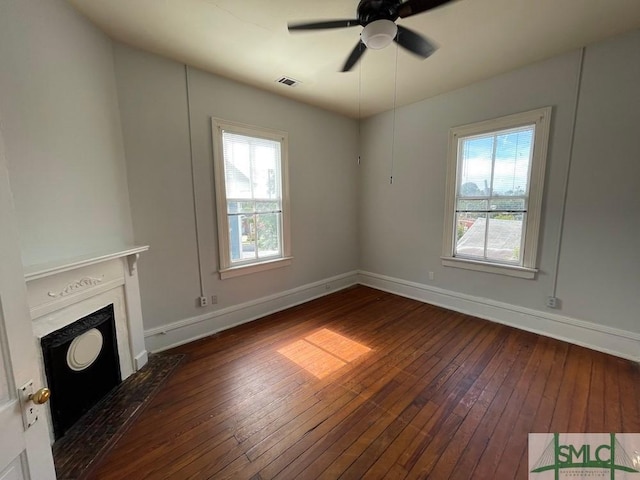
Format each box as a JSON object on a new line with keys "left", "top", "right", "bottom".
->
{"left": 277, "top": 329, "right": 371, "bottom": 379}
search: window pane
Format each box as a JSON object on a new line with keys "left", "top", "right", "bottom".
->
{"left": 456, "top": 199, "right": 488, "bottom": 212}
{"left": 223, "top": 137, "right": 251, "bottom": 199}
{"left": 222, "top": 130, "right": 283, "bottom": 264}
{"left": 459, "top": 136, "right": 494, "bottom": 197}
{"left": 455, "top": 213, "right": 486, "bottom": 257}
{"left": 228, "top": 213, "right": 243, "bottom": 261}
{"left": 493, "top": 127, "right": 533, "bottom": 196}
{"left": 228, "top": 201, "right": 254, "bottom": 215}
{"left": 255, "top": 201, "right": 280, "bottom": 213}
{"left": 489, "top": 198, "right": 526, "bottom": 212}
{"left": 229, "top": 201, "right": 280, "bottom": 214}
{"left": 229, "top": 212, "right": 267, "bottom": 263}
{"left": 487, "top": 213, "right": 524, "bottom": 263}
{"left": 256, "top": 213, "right": 281, "bottom": 258}
{"left": 486, "top": 213, "right": 524, "bottom": 263}
{"left": 456, "top": 127, "right": 530, "bottom": 265}
{"left": 241, "top": 214, "right": 257, "bottom": 261}
{"left": 252, "top": 144, "right": 280, "bottom": 199}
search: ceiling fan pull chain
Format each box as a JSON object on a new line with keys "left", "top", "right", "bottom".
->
{"left": 358, "top": 58, "right": 362, "bottom": 166}
{"left": 390, "top": 40, "right": 399, "bottom": 185}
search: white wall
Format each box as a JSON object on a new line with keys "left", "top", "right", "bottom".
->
{"left": 555, "top": 30, "right": 640, "bottom": 334}
{"left": 0, "top": 0, "right": 133, "bottom": 267}
{"left": 112, "top": 47, "right": 199, "bottom": 334}
{"left": 359, "top": 30, "right": 640, "bottom": 340}
{"left": 113, "top": 44, "right": 359, "bottom": 343}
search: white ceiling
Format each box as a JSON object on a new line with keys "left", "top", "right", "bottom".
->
{"left": 67, "top": 0, "right": 640, "bottom": 118}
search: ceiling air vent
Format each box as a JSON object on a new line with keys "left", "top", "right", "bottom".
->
{"left": 276, "top": 76, "right": 301, "bottom": 87}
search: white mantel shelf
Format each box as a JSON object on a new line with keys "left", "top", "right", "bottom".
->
{"left": 23, "top": 245, "right": 149, "bottom": 282}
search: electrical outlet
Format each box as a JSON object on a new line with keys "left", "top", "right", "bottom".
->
{"left": 199, "top": 296, "right": 208, "bottom": 307}
{"left": 428, "top": 271, "right": 435, "bottom": 281}
{"left": 325, "top": 283, "right": 331, "bottom": 290}
{"left": 212, "top": 295, "right": 218, "bottom": 305}
{"left": 546, "top": 296, "right": 558, "bottom": 308}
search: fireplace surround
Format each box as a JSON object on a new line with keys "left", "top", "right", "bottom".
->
{"left": 41, "top": 304, "right": 121, "bottom": 439}
{"left": 24, "top": 246, "right": 149, "bottom": 442}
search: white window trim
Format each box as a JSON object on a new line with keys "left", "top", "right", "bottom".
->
{"left": 441, "top": 106, "right": 552, "bottom": 279}
{"left": 212, "top": 118, "right": 292, "bottom": 279}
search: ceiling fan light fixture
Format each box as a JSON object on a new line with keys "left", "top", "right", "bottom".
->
{"left": 361, "top": 19, "right": 398, "bottom": 50}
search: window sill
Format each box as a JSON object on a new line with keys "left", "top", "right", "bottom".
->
{"left": 441, "top": 256, "right": 537, "bottom": 279}
{"left": 219, "top": 256, "right": 293, "bottom": 280}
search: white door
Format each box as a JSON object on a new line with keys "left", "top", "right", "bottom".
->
{"left": 0, "top": 125, "right": 56, "bottom": 478}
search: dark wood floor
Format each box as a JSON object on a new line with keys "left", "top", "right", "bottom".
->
{"left": 91, "top": 286, "right": 640, "bottom": 479}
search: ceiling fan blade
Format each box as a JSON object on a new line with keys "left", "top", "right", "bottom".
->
{"left": 342, "top": 41, "right": 367, "bottom": 72}
{"left": 288, "top": 19, "right": 360, "bottom": 31}
{"left": 395, "top": 25, "right": 436, "bottom": 58}
{"left": 397, "top": 0, "right": 454, "bottom": 18}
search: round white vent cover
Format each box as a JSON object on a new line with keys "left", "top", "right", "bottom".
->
{"left": 66, "top": 328, "right": 104, "bottom": 371}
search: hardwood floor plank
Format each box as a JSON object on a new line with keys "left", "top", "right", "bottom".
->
{"left": 526, "top": 340, "right": 569, "bottom": 433}
{"left": 467, "top": 335, "right": 547, "bottom": 479}
{"left": 603, "top": 354, "right": 624, "bottom": 432}
{"left": 86, "top": 286, "right": 640, "bottom": 480}
{"left": 620, "top": 358, "right": 640, "bottom": 432}
{"left": 427, "top": 328, "right": 530, "bottom": 480}
{"left": 446, "top": 330, "right": 535, "bottom": 480}
{"left": 492, "top": 336, "right": 558, "bottom": 479}
{"left": 585, "top": 352, "right": 606, "bottom": 432}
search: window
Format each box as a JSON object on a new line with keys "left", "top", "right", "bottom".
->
{"left": 212, "top": 119, "right": 291, "bottom": 279}
{"left": 442, "top": 107, "right": 552, "bottom": 279}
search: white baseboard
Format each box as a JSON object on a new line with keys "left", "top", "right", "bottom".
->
{"left": 143, "top": 269, "right": 639, "bottom": 361}
{"left": 358, "top": 270, "right": 640, "bottom": 362}
{"left": 134, "top": 350, "right": 149, "bottom": 370}
{"left": 144, "top": 271, "right": 359, "bottom": 352}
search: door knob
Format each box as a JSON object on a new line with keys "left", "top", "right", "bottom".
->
{"left": 29, "top": 387, "right": 51, "bottom": 405}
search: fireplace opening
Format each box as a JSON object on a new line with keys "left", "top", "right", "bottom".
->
{"left": 41, "top": 304, "right": 121, "bottom": 440}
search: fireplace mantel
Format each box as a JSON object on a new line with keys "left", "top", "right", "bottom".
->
{"left": 24, "top": 246, "right": 149, "bottom": 282}
{"left": 25, "top": 245, "right": 149, "bottom": 374}
{"left": 25, "top": 245, "right": 150, "bottom": 443}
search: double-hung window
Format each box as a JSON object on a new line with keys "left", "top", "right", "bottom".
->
{"left": 442, "top": 107, "right": 552, "bottom": 278}
{"left": 212, "top": 119, "right": 291, "bottom": 279}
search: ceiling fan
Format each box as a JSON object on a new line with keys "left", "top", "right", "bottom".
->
{"left": 288, "top": 0, "right": 455, "bottom": 71}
